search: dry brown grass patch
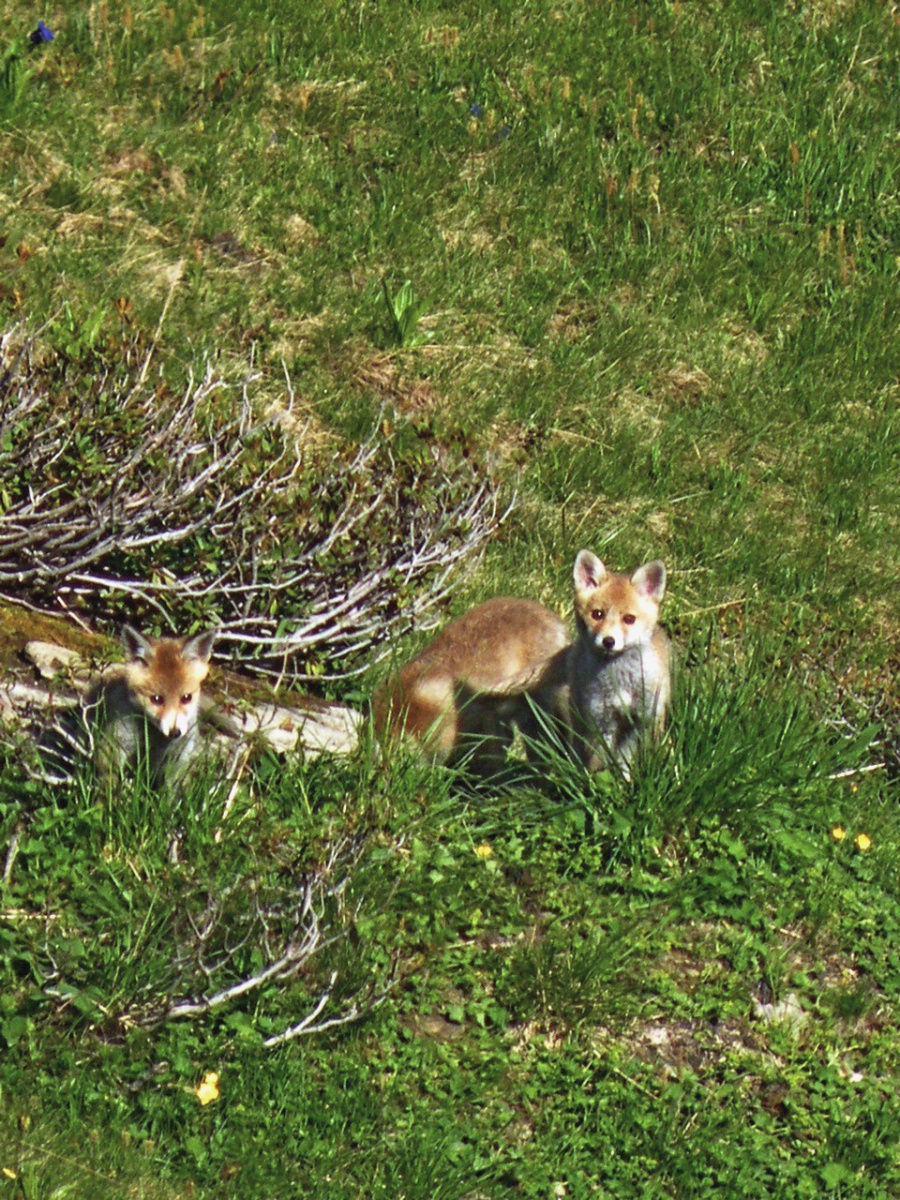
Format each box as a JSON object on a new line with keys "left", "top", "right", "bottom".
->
{"left": 351, "top": 350, "right": 445, "bottom": 415}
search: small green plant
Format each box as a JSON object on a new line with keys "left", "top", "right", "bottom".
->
{"left": 381, "top": 278, "right": 433, "bottom": 348}
{"left": 0, "top": 22, "right": 53, "bottom": 118}
{"left": 0, "top": 39, "right": 29, "bottom": 116}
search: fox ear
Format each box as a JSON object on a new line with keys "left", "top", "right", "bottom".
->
{"left": 631, "top": 560, "right": 666, "bottom": 603}
{"left": 183, "top": 630, "right": 216, "bottom": 664}
{"left": 121, "top": 624, "right": 153, "bottom": 664}
{"left": 574, "top": 550, "right": 607, "bottom": 593}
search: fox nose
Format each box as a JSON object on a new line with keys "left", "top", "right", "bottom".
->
{"left": 602, "top": 636, "right": 617, "bottom": 651}
{"left": 158, "top": 714, "right": 185, "bottom": 739}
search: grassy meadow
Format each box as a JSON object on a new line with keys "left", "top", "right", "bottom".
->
{"left": 2, "top": 0, "right": 900, "bottom": 1194}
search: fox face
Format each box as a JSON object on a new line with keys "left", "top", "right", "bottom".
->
{"left": 573, "top": 551, "right": 666, "bottom": 655}
{"left": 121, "top": 626, "right": 215, "bottom": 738}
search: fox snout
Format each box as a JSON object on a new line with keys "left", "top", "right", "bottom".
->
{"left": 594, "top": 624, "right": 628, "bottom": 654}
{"left": 159, "top": 715, "right": 184, "bottom": 739}
{"left": 138, "top": 688, "right": 198, "bottom": 738}
{"left": 155, "top": 704, "right": 195, "bottom": 739}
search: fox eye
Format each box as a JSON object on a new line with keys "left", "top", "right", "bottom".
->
{"left": 150, "top": 694, "right": 164, "bottom": 706}
{"left": 623, "top": 614, "right": 636, "bottom": 626}
{"left": 180, "top": 693, "right": 193, "bottom": 705}
{"left": 590, "top": 609, "right": 605, "bottom": 622}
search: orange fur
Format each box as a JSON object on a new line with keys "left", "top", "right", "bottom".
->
{"left": 373, "top": 597, "right": 569, "bottom": 772}
{"left": 88, "top": 626, "right": 216, "bottom": 785}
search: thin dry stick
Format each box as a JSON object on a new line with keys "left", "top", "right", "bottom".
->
{"left": 123, "top": 835, "right": 387, "bottom": 1050}
{"left": 136, "top": 257, "right": 185, "bottom": 388}
{"left": 215, "top": 742, "right": 254, "bottom": 841}
{"left": 676, "top": 598, "right": 747, "bottom": 620}
{"left": 828, "top": 763, "right": 885, "bottom": 780}
{"left": 2, "top": 827, "right": 21, "bottom": 887}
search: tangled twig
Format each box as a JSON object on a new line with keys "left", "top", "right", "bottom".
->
{"left": 0, "top": 330, "right": 512, "bottom": 679}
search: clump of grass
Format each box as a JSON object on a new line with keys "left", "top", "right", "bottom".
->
{"left": 0, "top": 752, "right": 397, "bottom": 1051}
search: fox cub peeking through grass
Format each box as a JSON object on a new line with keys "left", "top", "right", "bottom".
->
{"left": 91, "top": 626, "right": 216, "bottom": 785}
{"left": 565, "top": 550, "right": 670, "bottom": 777}
{"left": 37, "top": 626, "right": 216, "bottom": 788}
{"left": 373, "top": 596, "right": 569, "bottom": 775}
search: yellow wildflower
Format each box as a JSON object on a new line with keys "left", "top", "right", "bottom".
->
{"left": 195, "top": 1071, "right": 220, "bottom": 1106}
{"left": 831, "top": 826, "right": 846, "bottom": 841}
{"left": 2, "top": 1168, "right": 16, "bottom": 1180}
{"left": 854, "top": 832, "right": 872, "bottom": 852}
{"left": 474, "top": 843, "right": 493, "bottom": 860}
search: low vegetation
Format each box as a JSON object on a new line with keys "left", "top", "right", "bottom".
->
{"left": 0, "top": 329, "right": 504, "bottom": 680}
{"left": 1, "top": 0, "right": 900, "bottom": 1195}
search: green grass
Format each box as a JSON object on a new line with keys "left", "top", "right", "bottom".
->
{"left": 2, "top": 0, "right": 900, "bottom": 1195}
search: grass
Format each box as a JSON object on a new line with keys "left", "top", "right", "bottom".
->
{"left": 2, "top": 0, "right": 900, "bottom": 1195}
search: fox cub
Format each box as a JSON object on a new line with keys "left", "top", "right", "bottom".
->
{"left": 566, "top": 550, "right": 670, "bottom": 776}
{"left": 373, "top": 596, "right": 569, "bottom": 774}
{"left": 37, "top": 626, "right": 216, "bottom": 787}
{"left": 90, "top": 626, "right": 216, "bottom": 785}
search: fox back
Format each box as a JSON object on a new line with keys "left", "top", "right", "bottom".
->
{"left": 373, "top": 596, "right": 569, "bottom": 773}
{"left": 89, "top": 626, "right": 216, "bottom": 786}
{"left": 567, "top": 550, "right": 670, "bottom": 774}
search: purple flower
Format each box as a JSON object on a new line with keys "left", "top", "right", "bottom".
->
{"left": 469, "top": 103, "right": 483, "bottom": 119}
{"left": 29, "top": 21, "right": 55, "bottom": 46}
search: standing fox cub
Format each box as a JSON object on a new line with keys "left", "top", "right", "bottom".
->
{"left": 566, "top": 550, "right": 670, "bottom": 776}
{"left": 373, "top": 597, "right": 569, "bottom": 774}
{"left": 37, "top": 626, "right": 216, "bottom": 788}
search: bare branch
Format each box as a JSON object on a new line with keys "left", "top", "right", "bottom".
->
{"left": 111, "top": 833, "right": 392, "bottom": 1047}
{"left": 0, "top": 328, "right": 511, "bottom": 680}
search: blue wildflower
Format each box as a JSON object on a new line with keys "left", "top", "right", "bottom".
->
{"left": 29, "top": 21, "right": 55, "bottom": 46}
{"left": 469, "top": 103, "right": 483, "bottom": 119}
